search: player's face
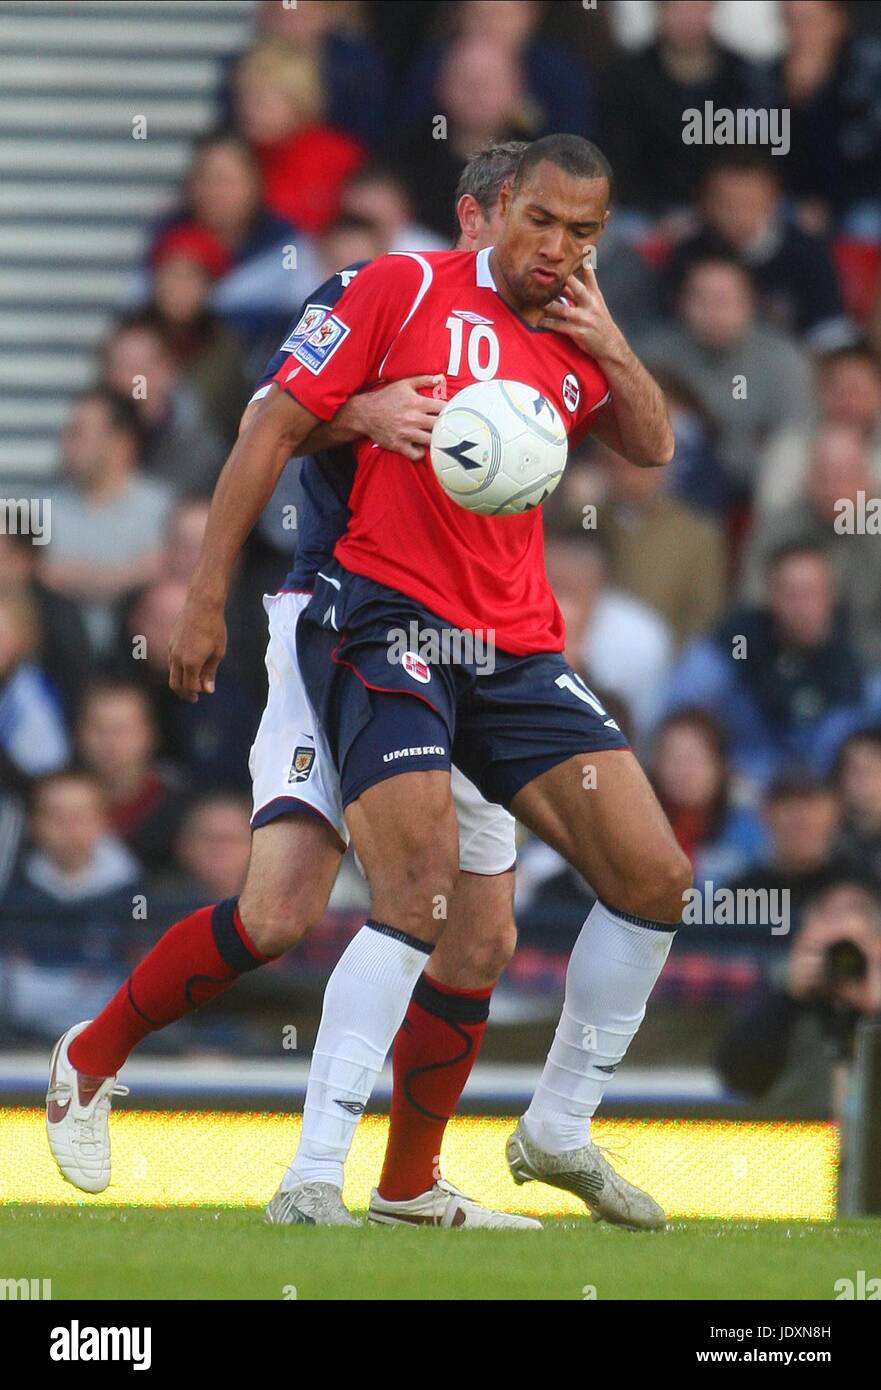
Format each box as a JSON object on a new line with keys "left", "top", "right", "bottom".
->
{"left": 493, "top": 162, "right": 609, "bottom": 313}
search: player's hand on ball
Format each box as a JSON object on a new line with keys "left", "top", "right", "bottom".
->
{"left": 168, "top": 600, "right": 227, "bottom": 703}
{"left": 358, "top": 374, "right": 446, "bottom": 460}
{"left": 539, "top": 267, "right": 627, "bottom": 362}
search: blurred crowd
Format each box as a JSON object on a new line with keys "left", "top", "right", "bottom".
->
{"left": 3, "top": 1, "right": 881, "bottom": 1103}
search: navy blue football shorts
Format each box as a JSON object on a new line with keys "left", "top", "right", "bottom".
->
{"left": 296, "top": 560, "right": 630, "bottom": 812}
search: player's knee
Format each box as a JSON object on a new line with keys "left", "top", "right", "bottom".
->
{"left": 609, "top": 846, "right": 692, "bottom": 927}
{"left": 638, "top": 848, "right": 693, "bottom": 925}
{"left": 238, "top": 885, "right": 323, "bottom": 957}
{"left": 371, "top": 845, "right": 459, "bottom": 941}
{"left": 453, "top": 918, "right": 517, "bottom": 987}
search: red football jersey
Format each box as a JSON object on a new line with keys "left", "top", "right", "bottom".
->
{"left": 274, "top": 248, "right": 611, "bottom": 655}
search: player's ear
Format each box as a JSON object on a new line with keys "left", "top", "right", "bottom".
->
{"left": 456, "top": 193, "right": 483, "bottom": 245}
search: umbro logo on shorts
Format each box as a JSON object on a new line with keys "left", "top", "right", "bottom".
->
{"left": 382, "top": 746, "right": 446, "bottom": 763}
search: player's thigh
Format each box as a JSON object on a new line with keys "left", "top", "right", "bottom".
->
{"left": 428, "top": 868, "right": 516, "bottom": 990}
{"left": 511, "top": 750, "right": 691, "bottom": 924}
{"left": 238, "top": 812, "right": 344, "bottom": 954}
{"left": 345, "top": 768, "right": 459, "bottom": 944}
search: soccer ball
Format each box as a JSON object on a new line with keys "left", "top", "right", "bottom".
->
{"left": 430, "top": 379, "right": 569, "bottom": 516}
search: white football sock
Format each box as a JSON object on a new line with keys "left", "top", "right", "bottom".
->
{"left": 523, "top": 900, "right": 675, "bottom": 1154}
{"left": 283, "top": 920, "right": 430, "bottom": 1190}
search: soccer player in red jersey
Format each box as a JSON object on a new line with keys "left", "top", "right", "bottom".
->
{"left": 168, "top": 134, "right": 688, "bottom": 1229}
{"left": 46, "top": 145, "right": 543, "bottom": 1230}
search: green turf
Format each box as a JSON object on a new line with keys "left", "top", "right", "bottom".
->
{"left": 1, "top": 1206, "right": 878, "bottom": 1300}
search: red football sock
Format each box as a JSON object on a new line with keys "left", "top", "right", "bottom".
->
{"left": 67, "top": 899, "right": 270, "bottom": 1077}
{"left": 378, "top": 973, "right": 492, "bottom": 1202}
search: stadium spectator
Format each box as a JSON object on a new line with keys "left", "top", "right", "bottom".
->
{"left": 396, "top": 0, "right": 595, "bottom": 145}
{"left": 0, "top": 585, "right": 69, "bottom": 782}
{"left": 232, "top": 42, "right": 366, "bottom": 236}
{"left": 228, "top": 0, "right": 388, "bottom": 151}
{"left": 753, "top": 345, "right": 881, "bottom": 519}
{"left": 592, "top": 447, "right": 728, "bottom": 647}
{"left": 143, "top": 225, "right": 250, "bottom": 446}
{"left": 717, "top": 878, "right": 881, "bottom": 1113}
{"left": 390, "top": 37, "right": 534, "bottom": 238}
{"left": 725, "top": 770, "right": 847, "bottom": 928}
{"left": 0, "top": 530, "right": 91, "bottom": 714}
{"left": 160, "top": 134, "right": 323, "bottom": 340}
{"left": 315, "top": 213, "right": 385, "bottom": 281}
{"left": 41, "top": 389, "right": 172, "bottom": 655}
{"left": 741, "top": 424, "right": 881, "bottom": 665}
{"left": 544, "top": 534, "right": 672, "bottom": 740}
{"left": 75, "top": 680, "right": 187, "bottom": 874}
{"left": 118, "top": 578, "right": 259, "bottom": 790}
{"left": 155, "top": 793, "right": 252, "bottom": 904}
{"left": 340, "top": 164, "right": 447, "bottom": 252}
{"left": 664, "top": 153, "right": 854, "bottom": 350}
{"left": 653, "top": 372, "right": 729, "bottom": 516}
{"left": 768, "top": 0, "right": 881, "bottom": 232}
{"left": 637, "top": 255, "right": 813, "bottom": 500}
{"left": 834, "top": 727, "right": 881, "bottom": 885}
{"left": 0, "top": 772, "right": 142, "bottom": 1043}
{"left": 592, "top": 220, "right": 664, "bottom": 344}
{"left": 652, "top": 708, "right": 768, "bottom": 889}
{"left": 101, "top": 318, "right": 227, "bottom": 497}
{"left": 663, "top": 544, "right": 870, "bottom": 784}
{"left": 1, "top": 772, "right": 140, "bottom": 912}
{"left": 161, "top": 496, "right": 268, "bottom": 707}
{"left": 599, "top": 0, "right": 770, "bottom": 219}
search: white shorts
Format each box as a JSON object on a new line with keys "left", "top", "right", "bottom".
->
{"left": 249, "top": 591, "right": 517, "bottom": 875}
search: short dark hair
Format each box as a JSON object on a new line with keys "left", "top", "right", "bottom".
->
{"left": 764, "top": 537, "right": 830, "bottom": 579}
{"left": 320, "top": 211, "right": 384, "bottom": 242}
{"left": 512, "top": 133, "right": 614, "bottom": 203}
{"left": 703, "top": 148, "right": 780, "bottom": 186}
{"left": 455, "top": 140, "right": 529, "bottom": 218}
{"left": 765, "top": 767, "right": 836, "bottom": 804}
{"left": 77, "top": 677, "right": 155, "bottom": 727}
{"left": 680, "top": 250, "right": 754, "bottom": 292}
{"left": 28, "top": 768, "right": 104, "bottom": 813}
{"left": 817, "top": 342, "right": 881, "bottom": 378}
{"left": 76, "top": 385, "right": 143, "bottom": 448}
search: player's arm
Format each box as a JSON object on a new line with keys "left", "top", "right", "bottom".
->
{"left": 168, "top": 389, "right": 319, "bottom": 702}
{"left": 542, "top": 267, "right": 674, "bottom": 468}
{"left": 240, "top": 376, "right": 444, "bottom": 462}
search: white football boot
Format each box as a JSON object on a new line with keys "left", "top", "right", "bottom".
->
{"left": 368, "top": 1177, "right": 542, "bottom": 1229}
{"left": 506, "top": 1119, "right": 666, "bottom": 1231}
{"left": 46, "top": 1021, "right": 129, "bottom": 1193}
{"left": 265, "top": 1181, "right": 360, "bottom": 1226}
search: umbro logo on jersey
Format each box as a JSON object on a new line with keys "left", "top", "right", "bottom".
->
{"left": 451, "top": 309, "right": 494, "bottom": 325}
{"left": 334, "top": 1099, "right": 365, "bottom": 1115}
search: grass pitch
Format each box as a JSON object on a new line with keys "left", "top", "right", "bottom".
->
{"left": 2, "top": 1206, "right": 878, "bottom": 1300}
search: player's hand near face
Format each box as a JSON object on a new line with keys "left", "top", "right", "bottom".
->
{"left": 540, "top": 264, "right": 675, "bottom": 469}
{"left": 539, "top": 266, "right": 627, "bottom": 362}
